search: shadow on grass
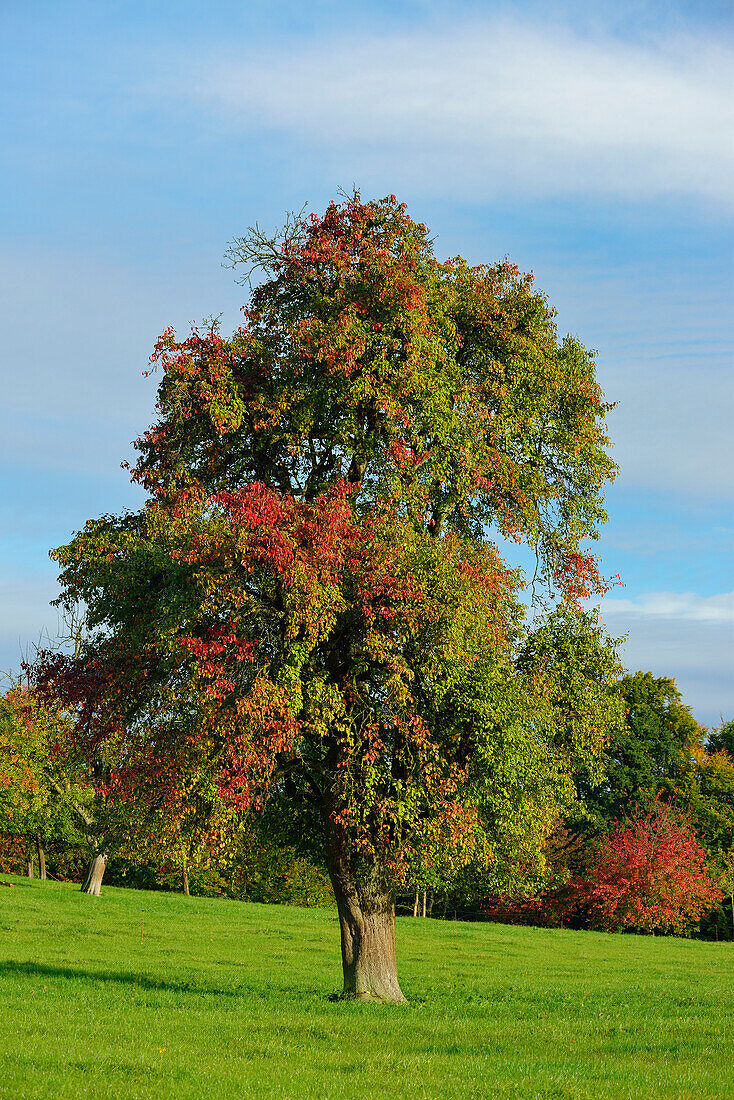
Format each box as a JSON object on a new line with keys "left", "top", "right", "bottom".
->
{"left": 0, "top": 959, "right": 246, "bottom": 999}
{"left": 2, "top": 959, "right": 359, "bottom": 1006}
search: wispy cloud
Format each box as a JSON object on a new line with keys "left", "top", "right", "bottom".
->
{"left": 602, "top": 590, "right": 734, "bottom": 623}
{"left": 178, "top": 18, "right": 734, "bottom": 206}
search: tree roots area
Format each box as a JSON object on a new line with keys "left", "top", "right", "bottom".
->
{"left": 2, "top": 878, "right": 734, "bottom": 1098}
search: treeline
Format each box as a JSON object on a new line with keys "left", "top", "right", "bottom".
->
{"left": 2, "top": 669, "right": 732, "bottom": 938}
{"left": 409, "top": 671, "right": 734, "bottom": 939}
{"left": 0, "top": 682, "right": 332, "bottom": 905}
{"left": 0, "top": 825, "right": 333, "bottom": 908}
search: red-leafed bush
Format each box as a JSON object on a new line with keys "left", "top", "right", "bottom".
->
{"left": 583, "top": 802, "right": 722, "bottom": 934}
{"left": 0, "top": 832, "right": 25, "bottom": 874}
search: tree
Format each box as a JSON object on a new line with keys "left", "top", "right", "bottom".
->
{"left": 113, "top": 773, "right": 245, "bottom": 896}
{"left": 481, "top": 819, "right": 592, "bottom": 929}
{"left": 717, "top": 850, "right": 734, "bottom": 938}
{"left": 35, "top": 193, "right": 620, "bottom": 1002}
{"left": 0, "top": 686, "right": 90, "bottom": 880}
{"left": 693, "top": 744, "right": 734, "bottom": 854}
{"left": 0, "top": 687, "right": 49, "bottom": 875}
{"left": 707, "top": 719, "right": 734, "bottom": 758}
{"left": 692, "top": 741, "right": 734, "bottom": 938}
{"left": 576, "top": 671, "right": 704, "bottom": 829}
{"left": 582, "top": 801, "right": 721, "bottom": 934}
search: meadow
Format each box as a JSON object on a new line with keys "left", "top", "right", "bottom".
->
{"left": 1, "top": 876, "right": 733, "bottom": 1099}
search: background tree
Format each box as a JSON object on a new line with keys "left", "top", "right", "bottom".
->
{"left": 707, "top": 719, "right": 734, "bottom": 758}
{"left": 0, "top": 687, "right": 49, "bottom": 875}
{"left": 0, "top": 686, "right": 89, "bottom": 880}
{"left": 691, "top": 737, "right": 734, "bottom": 939}
{"left": 479, "top": 683, "right": 734, "bottom": 939}
{"left": 114, "top": 773, "right": 245, "bottom": 897}
{"left": 716, "top": 850, "right": 734, "bottom": 938}
{"left": 692, "top": 744, "right": 734, "bottom": 855}
{"left": 576, "top": 672, "right": 703, "bottom": 829}
{"left": 35, "top": 193, "right": 621, "bottom": 1002}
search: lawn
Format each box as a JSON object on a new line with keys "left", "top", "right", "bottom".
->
{"left": 0, "top": 876, "right": 732, "bottom": 1099}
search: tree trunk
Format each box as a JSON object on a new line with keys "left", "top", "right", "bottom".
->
{"left": 81, "top": 852, "right": 107, "bottom": 896}
{"left": 326, "top": 828, "right": 406, "bottom": 1004}
{"left": 180, "top": 843, "right": 190, "bottom": 895}
{"left": 413, "top": 888, "right": 419, "bottom": 918}
{"left": 36, "top": 833, "right": 46, "bottom": 880}
{"left": 26, "top": 856, "right": 34, "bottom": 878}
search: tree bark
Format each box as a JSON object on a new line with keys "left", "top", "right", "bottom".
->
{"left": 36, "top": 833, "right": 46, "bottom": 880}
{"left": 81, "top": 852, "right": 107, "bottom": 896}
{"left": 326, "top": 827, "right": 406, "bottom": 1004}
{"left": 182, "top": 867, "right": 190, "bottom": 896}
{"left": 26, "top": 856, "right": 34, "bottom": 878}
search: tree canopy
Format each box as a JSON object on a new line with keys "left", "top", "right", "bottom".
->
{"left": 707, "top": 719, "right": 734, "bottom": 758}
{"left": 576, "top": 671, "right": 704, "bottom": 828}
{"left": 35, "top": 193, "right": 622, "bottom": 1002}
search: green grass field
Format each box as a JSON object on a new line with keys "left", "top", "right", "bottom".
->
{"left": 1, "top": 876, "right": 733, "bottom": 1099}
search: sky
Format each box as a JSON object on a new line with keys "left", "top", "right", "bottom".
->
{"left": 1, "top": 0, "right": 732, "bottom": 726}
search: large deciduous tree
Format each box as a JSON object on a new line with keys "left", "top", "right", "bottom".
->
{"left": 35, "top": 194, "right": 621, "bottom": 1002}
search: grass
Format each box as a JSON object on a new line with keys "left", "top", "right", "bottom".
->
{"left": 1, "top": 876, "right": 733, "bottom": 1098}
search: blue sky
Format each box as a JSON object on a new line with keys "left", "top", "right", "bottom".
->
{"left": 1, "top": 0, "right": 732, "bottom": 725}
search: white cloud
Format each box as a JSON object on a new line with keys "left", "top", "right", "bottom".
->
{"left": 601, "top": 590, "right": 734, "bottom": 623}
{"left": 178, "top": 19, "right": 734, "bottom": 206}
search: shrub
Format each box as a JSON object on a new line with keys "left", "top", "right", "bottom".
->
{"left": 582, "top": 802, "right": 721, "bottom": 934}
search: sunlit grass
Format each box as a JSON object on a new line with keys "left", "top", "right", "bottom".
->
{"left": 1, "top": 875, "right": 732, "bottom": 1098}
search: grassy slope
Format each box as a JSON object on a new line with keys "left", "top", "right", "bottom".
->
{"left": 1, "top": 877, "right": 733, "bottom": 1099}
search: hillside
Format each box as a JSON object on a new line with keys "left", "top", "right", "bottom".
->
{"left": 1, "top": 876, "right": 733, "bottom": 1098}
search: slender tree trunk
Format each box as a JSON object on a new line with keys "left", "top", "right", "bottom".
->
{"left": 81, "top": 852, "right": 107, "bottom": 896}
{"left": 413, "top": 888, "right": 419, "bottom": 918}
{"left": 422, "top": 890, "right": 427, "bottom": 918}
{"left": 36, "top": 833, "right": 46, "bottom": 880}
{"left": 326, "top": 826, "right": 406, "bottom": 1004}
{"left": 180, "top": 844, "right": 190, "bottom": 895}
{"left": 26, "top": 856, "right": 34, "bottom": 878}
